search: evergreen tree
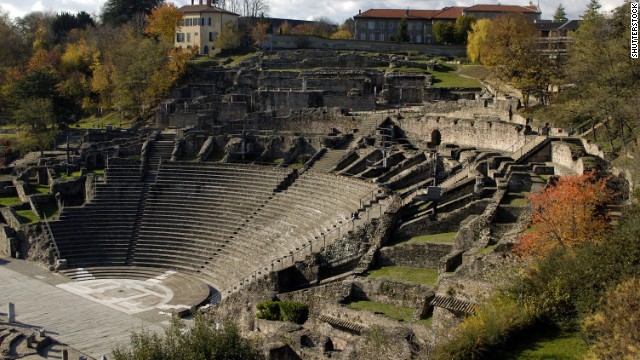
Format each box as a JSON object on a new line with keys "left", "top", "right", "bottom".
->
{"left": 553, "top": 3, "right": 568, "bottom": 23}
{"left": 582, "top": 0, "right": 602, "bottom": 20}
{"left": 396, "top": 18, "right": 410, "bottom": 42}
{"left": 100, "top": 0, "right": 163, "bottom": 26}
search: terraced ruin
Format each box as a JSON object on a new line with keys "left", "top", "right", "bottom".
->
{"left": 0, "top": 49, "right": 622, "bottom": 358}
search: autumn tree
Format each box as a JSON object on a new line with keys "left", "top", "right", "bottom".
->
{"left": 514, "top": 172, "right": 612, "bottom": 258}
{"left": 466, "top": 19, "right": 491, "bottom": 63}
{"left": 583, "top": 278, "right": 640, "bottom": 359}
{"left": 250, "top": 21, "right": 269, "bottom": 47}
{"left": 481, "top": 14, "right": 555, "bottom": 107}
{"left": 214, "top": 23, "right": 241, "bottom": 51}
{"left": 145, "top": 2, "right": 183, "bottom": 44}
{"left": 330, "top": 29, "right": 352, "bottom": 39}
{"left": 553, "top": 3, "right": 568, "bottom": 22}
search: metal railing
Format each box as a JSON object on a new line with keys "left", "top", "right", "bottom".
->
{"left": 42, "top": 212, "right": 60, "bottom": 259}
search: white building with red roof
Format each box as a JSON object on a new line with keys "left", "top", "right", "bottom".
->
{"left": 175, "top": 0, "right": 240, "bottom": 55}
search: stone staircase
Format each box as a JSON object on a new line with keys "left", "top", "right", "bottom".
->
{"left": 311, "top": 149, "right": 349, "bottom": 172}
{"left": 146, "top": 133, "right": 175, "bottom": 173}
{"left": 510, "top": 136, "right": 548, "bottom": 163}
{"left": 126, "top": 182, "right": 151, "bottom": 265}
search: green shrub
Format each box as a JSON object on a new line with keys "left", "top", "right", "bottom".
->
{"left": 256, "top": 300, "right": 309, "bottom": 324}
{"left": 113, "top": 315, "right": 263, "bottom": 360}
{"left": 279, "top": 301, "right": 309, "bottom": 324}
{"left": 256, "top": 301, "right": 280, "bottom": 321}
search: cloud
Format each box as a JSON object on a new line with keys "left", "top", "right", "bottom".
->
{"left": 0, "top": 0, "right": 626, "bottom": 23}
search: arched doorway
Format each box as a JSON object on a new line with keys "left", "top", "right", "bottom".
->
{"left": 430, "top": 130, "right": 442, "bottom": 147}
{"left": 203, "top": 45, "right": 209, "bottom": 55}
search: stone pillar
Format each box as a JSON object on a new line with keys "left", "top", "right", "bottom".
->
{"left": 62, "top": 348, "right": 68, "bottom": 360}
{"left": 7, "top": 302, "right": 15, "bottom": 322}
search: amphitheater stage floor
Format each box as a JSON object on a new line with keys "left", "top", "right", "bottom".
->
{"left": 0, "top": 259, "right": 210, "bottom": 359}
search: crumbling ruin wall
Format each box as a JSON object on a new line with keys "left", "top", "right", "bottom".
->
{"left": 378, "top": 242, "right": 451, "bottom": 269}
{"left": 400, "top": 116, "right": 527, "bottom": 152}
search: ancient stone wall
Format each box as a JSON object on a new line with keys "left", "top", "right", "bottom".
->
{"left": 551, "top": 142, "right": 584, "bottom": 175}
{"left": 269, "top": 35, "right": 467, "bottom": 57}
{"left": 399, "top": 116, "right": 527, "bottom": 152}
{"left": 378, "top": 242, "right": 451, "bottom": 269}
{"left": 352, "top": 278, "right": 435, "bottom": 311}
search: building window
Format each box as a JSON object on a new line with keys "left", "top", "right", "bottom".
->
{"left": 379, "top": 33, "right": 385, "bottom": 41}
{"left": 408, "top": 22, "right": 413, "bottom": 30}
{"left": 389, "top": 23, "right": 395, "bottom": 30}
{"left": 187, "top": 33, "right": 191, "bottom": 42}
{"left": 208, "top": 17, "right": 212, "bottom": 26}
{"left": 209, "top": 32, "right": 218, "bottom": 41}
{"left": 370, "top": 33, "right": 375, "bottom": 41}
{"left": 381, "top": 22, "right": 386, "bottom": 29}
{"left": 416, "top": 35, "right": 422, "bottom": 43}
{"left": 368, "top": 21, "right": 374, "bottom": 29}
{"left": 176, "top": 33, "right": 185, "bottom": 42}
{"left": 360, "top": 33, "right": 366, "bottom": 40}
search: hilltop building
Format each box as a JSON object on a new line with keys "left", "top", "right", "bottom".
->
{"left": 354, "top": 4, "right": 540, "bottom": 44}
{"left": 175, "top": 0, "right": 240, "bottom": 54}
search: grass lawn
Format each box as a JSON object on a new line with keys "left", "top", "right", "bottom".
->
{"left": 416, "top": 317, "right": 433, "bottom": 327}
{"left": 74, "top": 112, "right": 131, "bottom": 129}
{"left": 498, "top": 330, "right": 588, "bottom": 360}
{"left": 348, "top": 301, "right": 414, "bottom": 322}
{"left": 406, "top": 232, "right": 457, "bottom": 244}
{"left": 367, "top": 266, "right": 438, "bottom": 285}
{"left": 457, "top": 64, "right": 491, "bottom": 80}
{"left": 503, "top": 193, "right": 530, "bottom": 207}
{"left": 16, "top": 209, "right": 40, "bottom": 223}
{"left": 0, "top": 197, "right": 23, "bottom": 207}
{"left": 61, "top": 170, "right": 82, "bottom": 179}
{"left": 429, "top": 63, "right": 483, "bottom": 88}
{"left": 477, "top": 244, "right": 496, "bottom": 255}
{"left": 224, "top": 52, "right": 259, "bottom": 68}
{"left": 30, "top": 184, "right": 50, "bottom": 194}
{"left": 289, "top": 162, "right": 305, "bottom": 170}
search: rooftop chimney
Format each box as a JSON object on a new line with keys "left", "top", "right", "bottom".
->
{"left": 406, "top": 9, "right": 409, "bottom": 16}
{"left": 199, "top": 0, "right": 203, "bottom": 5}
{"left": 191, "top": 0, "right": 194, "bottom": 4}
{"left": 359, "top": 9, "right": 361, "bottom": 14}
{"left": 207, "top": 0, "right": 211, "bottom": 6}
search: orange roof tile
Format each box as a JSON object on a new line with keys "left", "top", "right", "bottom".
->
{"left": 464, "top": 4, "right": 539, "bottom": 13}
{"left": 434, "top": 6, "right": 465, "bottom": 19}
{"left": 355, "top": 9, "right": 441, "bottom": 20}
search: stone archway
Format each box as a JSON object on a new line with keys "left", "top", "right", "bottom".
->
{"left": 430, "top": 129, "right": 442, "bottom": 147}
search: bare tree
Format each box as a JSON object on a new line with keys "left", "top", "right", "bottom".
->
{"left": 218, "top": 0, "right": 268, "bottom": 17}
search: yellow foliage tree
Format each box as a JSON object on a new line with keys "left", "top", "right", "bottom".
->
{"left": 145, "top": 2, "right": 183, "bottom": 44}
{"left": 466, "top": 19, "right": 491, "bottom": 63}
{"left": 583, "top": 278, "right": 640, "bottom": 359}
{"left": 251, "top": 21, "right": 270, "bottom": 47}
{"left": 330, "top": 29, "right": 352, "bottom": 39}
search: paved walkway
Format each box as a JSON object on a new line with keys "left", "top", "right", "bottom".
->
{"left": 0, "top": 264, "right": 166, "bottom": 359}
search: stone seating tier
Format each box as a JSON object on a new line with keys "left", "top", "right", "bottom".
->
{"left": 53, "top": 162, "right": 382, "bottom": 294}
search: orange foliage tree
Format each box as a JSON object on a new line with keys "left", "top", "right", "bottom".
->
{"left": 145, "top": 2, "right": 183, "bottom": 44}
{"left": 514, "top": 172, "right": 612, "bottom": 258}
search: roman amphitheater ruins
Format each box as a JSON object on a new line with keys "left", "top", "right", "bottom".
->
{"left": 0, "top": 49, "right": 619, "bottom": 358}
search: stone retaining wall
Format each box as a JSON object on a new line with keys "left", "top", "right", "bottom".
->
{"left": 378, "top": 242, "right": 452, "bottom": 269}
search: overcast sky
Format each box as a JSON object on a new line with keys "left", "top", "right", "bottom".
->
{"left": 0, "top": 0, "right": 624, "bottom": 24}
